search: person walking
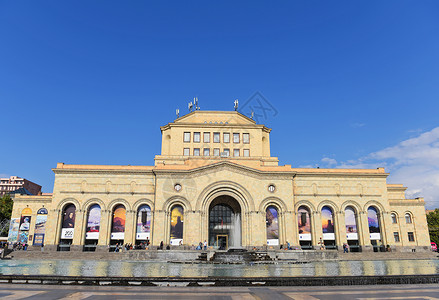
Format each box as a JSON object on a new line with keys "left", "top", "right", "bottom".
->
{"left": 203, "top": 240, "right": 207, "bottom": 250}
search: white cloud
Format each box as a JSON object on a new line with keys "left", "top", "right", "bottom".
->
{"left": 321, "top": 157, "right": 337, "bottom": 166}
{"left": 324, "top": 127, "right": 439, "bottom": 209}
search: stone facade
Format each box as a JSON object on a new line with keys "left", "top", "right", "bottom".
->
{"left": 9, "top": 111, "right": 430, "bottom": 252}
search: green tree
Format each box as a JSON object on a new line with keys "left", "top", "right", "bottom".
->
{"left": 0, "top": 194, "right": 14, "bottom": 236}
{"left": 427, "top": 209, "right": 439, "bottom": 245}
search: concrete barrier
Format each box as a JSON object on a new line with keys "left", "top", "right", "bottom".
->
{"left": 0, "top": 274, "right": 439, "bottom": 286}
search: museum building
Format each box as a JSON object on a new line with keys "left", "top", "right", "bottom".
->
{"left": 8, "top": 110, "right": 431, "bottom": 252}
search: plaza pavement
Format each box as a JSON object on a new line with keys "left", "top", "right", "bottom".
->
{"left": 0, "top": 283, "right": 439, "bottom": 299}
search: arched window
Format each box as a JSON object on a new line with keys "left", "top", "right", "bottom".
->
{"left": 391, "top": 213, "right": 397, "bottom": 224}
{"left": 367, "top": 206, "right": 381, "bottom": 241}
{"left": 298, "top": 206, "right": 312, "bottom": 249}
{"left": 136, "top": 205, "right": 151, "bottom": 244}
{"left": 266, "top": 206, "right": 279, "bottom": 245}
{"left": 170, "top": 205, "right": 184, "bottom": 245}
{"left": 321, "top": 206, "right": 335, "bottom": 248}
{"left": 405, "top": 213, "right": 412, "bottom": 224}
{"left": 58, "top": 204, "right": 76, "bottom": 251}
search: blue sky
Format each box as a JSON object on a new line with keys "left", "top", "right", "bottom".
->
{"left": 1, "top": 1, "right": 438, "bottom": 207}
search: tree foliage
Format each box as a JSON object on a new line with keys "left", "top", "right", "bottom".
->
{"left": 427, "top": 209, "right": 439, "bottom": 245}
{"left": 0, "top": 194, "right": 13, "bottom": 222}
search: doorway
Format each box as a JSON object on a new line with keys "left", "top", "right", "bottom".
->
{"left": 217, "top": 235, "right": 228, "bottom": 250}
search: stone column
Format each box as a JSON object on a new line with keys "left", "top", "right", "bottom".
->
{"left": 284, "top": 211, "right": 298, "bottom": 248}
{"left": 312, "top": 211, "right": 323, "bottom": 249}
{"left": 96, "top": 209, "right": 110, "bottom": 252}
{"left": 124, "top": 210, "right": 135, "bottom": 245}
{"left": 71, "top": 209, "right": 85, "bottom": 251}
{"left": 358, "top": 210, "right": 372, "bottom": 252}
{"left": 152, "top": 210, "right": 167, "bottom": 246}
{"left": 336, "top": 210, "right": 347, "bottom": 249}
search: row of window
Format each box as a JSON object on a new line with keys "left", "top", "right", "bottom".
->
{"left": 391, "top": 213, "right": 413, "bottom": 224}
{"left": 184, "top": 148, "right": 250, "bottom": 157}
{"left": 184, "top": 132, "right": 250, "bottom": 144}
{"left": 393, "top": 231, "right": 415, "bottom": 242}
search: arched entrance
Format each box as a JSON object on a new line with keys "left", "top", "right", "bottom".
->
{"left": 208, "top": 195, "right": 241, "bottom": 249}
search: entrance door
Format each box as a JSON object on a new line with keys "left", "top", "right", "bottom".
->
{"left": 217, "top": 235, "right": 228, "bottom": 250}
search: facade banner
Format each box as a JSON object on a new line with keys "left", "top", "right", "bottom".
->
{"left": 62, "top": 205, "right": 76, "bottom": 229}
{"left": 266, "top": 206, "right": 279, "bottom": 245}
{"left": 368, "top": 207, "right": 381, "bottom": 240}
{"left": 136, "top": 205, "right": 151, "bottom": 240}
{"left": 298, "top": 207, "right": 312, "bottom": 241}
{"left": 7, "top": 218, "right": 19, "bottom": 243}
{"left": 111, "top": 205, "right": 126, "bottom": 240}
{"left": 86, "top": 204, "right": 101, "bottom": 240}
{"left": 33, "top": 214, "right": 48, "bottom": 246}
{"left": 170, "top": 205, "right": 183, "bottom": 245}
{"left": 19, "top": 216, "right": 31, "bottom": 231}
{"left": 321, "top": 206, "right": 335, "bottom": 240}
{"left": 37, "top": 208, "right": 48, "bottom": 214}
{"left": 345, "top": 207, "right": 358, "bottom": 240}
{"left": 18, "top": 231, "right": 29, "bottom": 244}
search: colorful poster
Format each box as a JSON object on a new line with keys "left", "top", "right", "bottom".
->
{"left": 111, "top": 205, "right": 126, "bottom": 240}
{"left": 19, "top": 216, "right": 31, "bottom": 231}
{"left": 18, "top": 231, "right": 29, "bottom": 244}
{"left": 266, "top": 206, "right": 279, "bottom": 245}
{"left": 7, "top": 218, "right": 19, "bottom": 243}
{"left": 345, "top": 207, "right": 358, "bottom": 240}
{"left": 368, "top": 207, "right": 381, "bottom": 240}
{"left": 298, "top": 207, "right": 311, "bottom": 241}
{"left": 62, "top": 205, "right": 76, "bottom": 228}
{"left": 321, "top": 206, "right": 335, "bottom": 240}
{"left": 33, "top": 214, "right": 47, "bottom": 246}
{"left": 170, "top": 205, "right": 183, "bottom": 245}
{"left": 136, "top": 205, "right": 151, "bottom": 240}
{"left": 86, "top": 204, "right": 101, "bottom": 240}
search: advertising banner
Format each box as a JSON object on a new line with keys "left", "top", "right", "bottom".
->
{"left": 18, "top": 231, "right": 29, "bottom": 244}
{"left": 266, "top": 206, "right": 279, "bottom": 245}
{"left": 345, "top": 207, "right": 358, "bottom": 240}
{"left": 111, "top": 205, "right": 126, "bottom": 240}
{"left": 298, "top": 207, "right": 311, "bottom": 241}
{"left": 170, "top": 205, "right": 183, "bottom": 244}
{"left": 33, "top": 214, "right": 47, "bottom": 246}
{"left": 368, "top": 207, "right": 381, "bottom": 240}
{"left": 136, "top": 205, "right": 151, "bottom": 240}
{"left": 19, "top": 216, "right": 31, "bottom": 231}
{"left": 321, "top": 206, "right": 335, "bottom": 240}
{"left": 86, "top": 204, "right": 101, "bottom": 240}
{"left": 7, "top": 218, "right": 19, "bottom": 243}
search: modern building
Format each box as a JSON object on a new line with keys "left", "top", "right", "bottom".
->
{"left": 9, "top": 110, "right": 430, "bottom": 252}
{"left": 0, "top": 176, "right": 41, "bottom": 196}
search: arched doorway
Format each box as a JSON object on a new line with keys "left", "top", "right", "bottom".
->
{"left": 208, "top": 195, "right": 241, "bottom": 249}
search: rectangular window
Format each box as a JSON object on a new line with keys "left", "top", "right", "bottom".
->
{"left": 393, "top": 232, "right": 400, "bottom": 242}
{"left": 223, "top": 133, "right": 230, "bottom": 143}
{"left": 243, "top": 133, "right": 250, "bottom": 144}
{"left": 193, "top": 148, "right": 200, "bottom": 156}
{"left": 204, "top": 148, "right": 210, "bottom": 156}
{"left": 234, "top": 149, "right": 240, "bottom": 157}
{"left": 213, "top": 132, "right": 220, "bottom": 143}
{"left": 223, "top": 148, "right": 230, "bottom": 157}
{"left": 203, "top": 132, "right": 210, "bottom": 143}
{"left": 194, "top": 132, "right": 201, "bottom": 143}
{"left": 243, "top": 149, "right": 250, "bottom": 157}
{"left": 183, "top": 148, "right": 190, "bottom": 156}
{"left": 184, "top": 132, "right": 191, "bottom": 142}
{"left": 213, "top": 148, "right": 220, "bottom": 156}
{"left": 233, "top": 133, "right": 240, "bottom": 143}
{"left": 408, "top": 232, "right": 415, "bottom": 242}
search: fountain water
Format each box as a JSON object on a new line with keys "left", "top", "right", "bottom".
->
{"left": 229, "top": 213, "right": 241, "bottom": 248}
